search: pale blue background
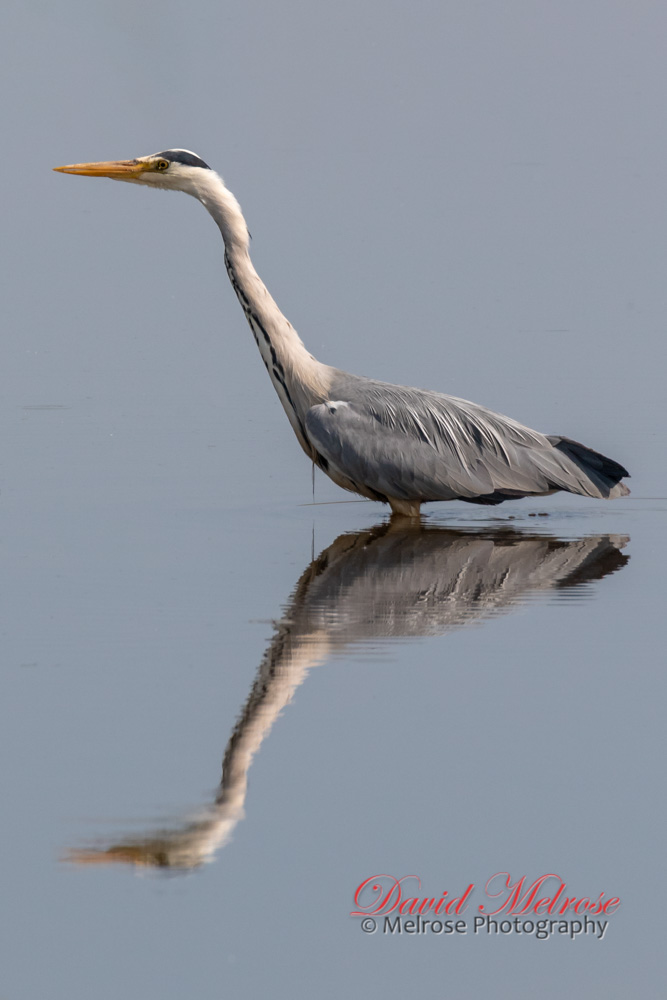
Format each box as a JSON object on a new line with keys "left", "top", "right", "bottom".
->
{"left": 1, "top": 2, "right": 665, "bottom": 997}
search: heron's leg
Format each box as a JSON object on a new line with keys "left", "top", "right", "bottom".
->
{"left": 388, "top": 497, "right": 422, "bottom": 518}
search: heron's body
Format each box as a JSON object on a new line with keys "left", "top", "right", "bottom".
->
{"left": 55, "top": 150, "right": 630, "bottom": 516}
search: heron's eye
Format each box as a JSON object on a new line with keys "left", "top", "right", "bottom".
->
{"left": 155, "top": 159, "right": 170, "bottom": 172}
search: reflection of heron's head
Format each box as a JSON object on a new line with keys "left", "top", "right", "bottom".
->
{"left": 63, "top": 831, "right": 213, "bottom": 872}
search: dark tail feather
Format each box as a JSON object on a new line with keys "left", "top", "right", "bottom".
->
{"left": 547, "top": 435, "right": 630, "bottom": 495}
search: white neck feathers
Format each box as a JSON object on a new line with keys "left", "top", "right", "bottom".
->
{"left": 187, "top": 171, "right": 332, "bottom": 446}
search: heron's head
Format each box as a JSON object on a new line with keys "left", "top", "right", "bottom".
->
{"left": 53, "top": 149, "right": 213, "bottom": 195}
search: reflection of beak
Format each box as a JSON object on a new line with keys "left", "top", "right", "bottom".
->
{"left": 53, "top": 159, "right": 152, "bottom": 179}
{"left": 63, "top": 845, "right": 164, "bottom": 867}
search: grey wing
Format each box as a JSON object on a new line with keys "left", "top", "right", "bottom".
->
{"left": 305, "top": 380, "right": 629, "bottom": 503}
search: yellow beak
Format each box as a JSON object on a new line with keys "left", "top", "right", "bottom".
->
{"left": 53, "top": 159, "right": 153, "bottom": 179}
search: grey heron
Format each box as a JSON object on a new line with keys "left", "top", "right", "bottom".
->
{"left": 54, "top": 150, "right": 630, "bottom": 516}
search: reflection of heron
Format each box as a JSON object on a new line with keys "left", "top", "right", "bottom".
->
{"left": 66, "top": 524, "right": 628, "bottom": 871}
{"left": 55, "top": 151, "right": 629, "bottom": 516}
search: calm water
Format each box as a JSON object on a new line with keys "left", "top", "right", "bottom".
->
{"left": 3, "top": 475, "right": 664, "bottom": 997}
{"left": 4, "top": 2, "right": 667, "bottom": 996}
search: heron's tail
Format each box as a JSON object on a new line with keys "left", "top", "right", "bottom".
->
{"left": 546, "top": 436, "right": 630, "bottom": 498}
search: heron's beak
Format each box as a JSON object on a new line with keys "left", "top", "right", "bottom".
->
{"left": 53, "top": 159, "right": 154, "bottom": 179}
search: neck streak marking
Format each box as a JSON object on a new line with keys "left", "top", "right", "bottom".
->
{"left": 225, "top": 253, "right": 311, "bottom": 451}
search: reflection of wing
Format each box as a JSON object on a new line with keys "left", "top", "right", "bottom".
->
{"left": 65, "top": 525, "right": 628, "bottom": 870}
{"left": 305, "top": 380, "right": 629, "bottom": 503}
{"left": 294, "top": 524, "right": 629, "bottom": 641}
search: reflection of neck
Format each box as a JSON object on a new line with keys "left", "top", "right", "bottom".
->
{"left": 218, "top": 627, "right": 331, "bottom": 811}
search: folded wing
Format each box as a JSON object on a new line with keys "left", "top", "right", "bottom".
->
{"left": 305, "top": 380, "right": 629, "bottom": 504}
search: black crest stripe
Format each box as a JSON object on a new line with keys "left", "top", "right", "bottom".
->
{"left": 157, "top": 150, "right": 211, "bottom": 170}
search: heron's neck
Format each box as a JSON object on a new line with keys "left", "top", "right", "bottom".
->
{"left": 194, "top": 172, "right": 332, "bottom": 441}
